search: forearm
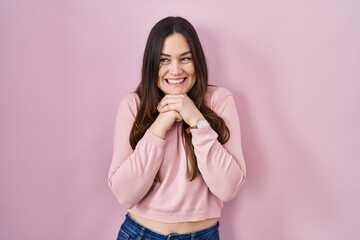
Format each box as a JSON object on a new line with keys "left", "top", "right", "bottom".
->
{"left": 191, "top": 126, "right": 246, "bottom": 202}
{"left": 108, "top": 130, "right": 165, "bottom": 208}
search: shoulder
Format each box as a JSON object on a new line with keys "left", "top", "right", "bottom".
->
{"left": 118, "top": 92, "right": 140, "bottom": 115}
{"left": 121, "top": 92, "right": 140, "bottom": 104}
{"left": 205, "top": 86, "right": 233, "bottom": 109}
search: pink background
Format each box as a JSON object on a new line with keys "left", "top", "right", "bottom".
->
{"left": 1, "top": 0, "right": 359, "bottom": 239}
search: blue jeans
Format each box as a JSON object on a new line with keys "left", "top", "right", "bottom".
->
{"left": 117, "top": 214, "right": 220, "bottom": 240}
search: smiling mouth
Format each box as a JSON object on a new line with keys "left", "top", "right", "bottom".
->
{"left": 166, "top": 78, "right": 186, "bottom": 84}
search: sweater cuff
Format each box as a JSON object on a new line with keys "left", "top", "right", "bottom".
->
{"left": 190, "top": 125, "right": 218, "bottom": 144}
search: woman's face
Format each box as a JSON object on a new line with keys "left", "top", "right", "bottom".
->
{"left": 157, "top": 33, "right": 196, "bottom": 95}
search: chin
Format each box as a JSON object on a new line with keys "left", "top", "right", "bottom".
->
{"left": 158, "top": 79, "right": 195, "bottom": 95}
{"left": 163, "top": 89, "right": 187, "bottom": 95}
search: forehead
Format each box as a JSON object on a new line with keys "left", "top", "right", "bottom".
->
{"left": 161, "top": 33, "right": 191, "bottom": 55}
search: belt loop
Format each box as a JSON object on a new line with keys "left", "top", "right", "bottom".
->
{"left": 167, "top": 234, "right": 179, "bottom": 240}
{"left": 136, "top": 227, "right": 145, "bottom": 240}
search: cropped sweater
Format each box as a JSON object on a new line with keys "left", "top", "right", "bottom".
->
{"left": 108, "top": 86, "right": 246, "bottom": 223}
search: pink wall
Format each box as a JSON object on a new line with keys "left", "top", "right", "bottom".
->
{"left": 1, "top": 0, "right": 359, "bottom": 239}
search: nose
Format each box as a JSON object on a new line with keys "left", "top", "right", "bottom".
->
{"left": 169, "top": 61, "right": 183, "bottom": 75}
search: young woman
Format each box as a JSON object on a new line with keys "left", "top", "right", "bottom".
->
{"left": 108, "top": 16, "right": 246, "bottom": 240}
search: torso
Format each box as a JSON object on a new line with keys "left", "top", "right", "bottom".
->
{"left": 130, "top": 213, "right": 219, "bottom": 235}
{"left": 123, "top": 87, "right": 232, "bottom": 229}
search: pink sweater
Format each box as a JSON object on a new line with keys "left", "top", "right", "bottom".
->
{"left": 108, "top": 86, "right": 246, "bottom": 223}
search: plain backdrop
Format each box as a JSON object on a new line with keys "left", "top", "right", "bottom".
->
{"left": 1, "top": 0, "right": 359, "bottom": 239}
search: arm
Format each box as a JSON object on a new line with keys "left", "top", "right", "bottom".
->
{"left": 190, "top": 90, "right": 246, "bottom": 202}
{"left": 108, "top": 95, "right": 165, "bottom": 209}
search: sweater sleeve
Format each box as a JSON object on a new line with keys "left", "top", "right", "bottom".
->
{"left": 108, "top": 95, "right": 165, "bottom": 209}
{"left": 190, "top": 88, "right": 246, "bottom": 202}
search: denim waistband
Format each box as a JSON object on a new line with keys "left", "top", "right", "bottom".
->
{"left": 121, "top": 213, "right": 219, "bottom": 240}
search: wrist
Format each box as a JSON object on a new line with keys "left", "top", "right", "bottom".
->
{"left": 149, "top": 125, "right": 166, "bottom": 139}
{"left": 190, "top": 118, "right": 209, "bottom": 129}
{"left": 189, "top": 114, "right": 204, "bottom": 127}
{"left": 149, "top": 118, "right": 168, "bottom": 139}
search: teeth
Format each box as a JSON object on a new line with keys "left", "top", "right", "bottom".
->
{"left": 167, "top": 78, "right": 185, "bottom": 84}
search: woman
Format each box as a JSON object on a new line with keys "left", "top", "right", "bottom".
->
{"left": 108, "top": 16, "right": 246, "bottom": 240}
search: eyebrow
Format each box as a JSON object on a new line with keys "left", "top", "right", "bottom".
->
{"left": 160, "top": 50, "right": 192, "bottom": 57}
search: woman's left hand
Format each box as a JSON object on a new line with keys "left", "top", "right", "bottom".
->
{"left": 157, "top": 94, "right": 204, "bottom": 127}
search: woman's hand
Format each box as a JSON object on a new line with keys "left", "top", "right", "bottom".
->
{"left": 149, "top": 110, "right": 182, "bottom": 139}
{"left": 157, "top": 94, "right": 204, "bottom": 127}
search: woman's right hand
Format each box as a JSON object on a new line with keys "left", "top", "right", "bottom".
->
{"left": 149, "top": 110, "right": 182, "bottom": 139}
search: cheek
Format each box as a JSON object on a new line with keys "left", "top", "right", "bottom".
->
{"left": 187, "top": 64, "right": 195, "bottom": 76}
{"left": 159, "top": 64, "right": 168, "bottom": 73}
{"left": 157, "top": 68, "right": 166, "bottom": 86}
{"left": 157, "top": 67, "right": 164, "bottom": 80}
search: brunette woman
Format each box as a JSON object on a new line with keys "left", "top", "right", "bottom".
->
{"left": 108, "top": 16, "right": 246, "bottom": 240}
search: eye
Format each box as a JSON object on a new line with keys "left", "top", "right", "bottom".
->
{"left": 160, "top": 58, "right": 170, "bottom": 64}
{"left": 180, "top": 57, "right": 192, "bottom": 63}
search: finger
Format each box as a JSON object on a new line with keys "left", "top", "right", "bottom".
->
{"left": 158, "top": 102, "right": 181, "bottom": 113}
{"left": 160, "top": 94, "right": 184, "bottom": 103}
{"left": 159, "top": 95, "right": 185, "bottom": 105}
{"left": 158, "top": 97, "right": 182, "bottom": 110}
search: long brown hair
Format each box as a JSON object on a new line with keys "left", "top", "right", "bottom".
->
{"left": 129, "top": 16, "right": 230, "bottom": 181}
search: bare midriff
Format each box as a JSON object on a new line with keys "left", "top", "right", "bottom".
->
{"left": 130, "top": 213, "right": 219, "bottom": 235}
